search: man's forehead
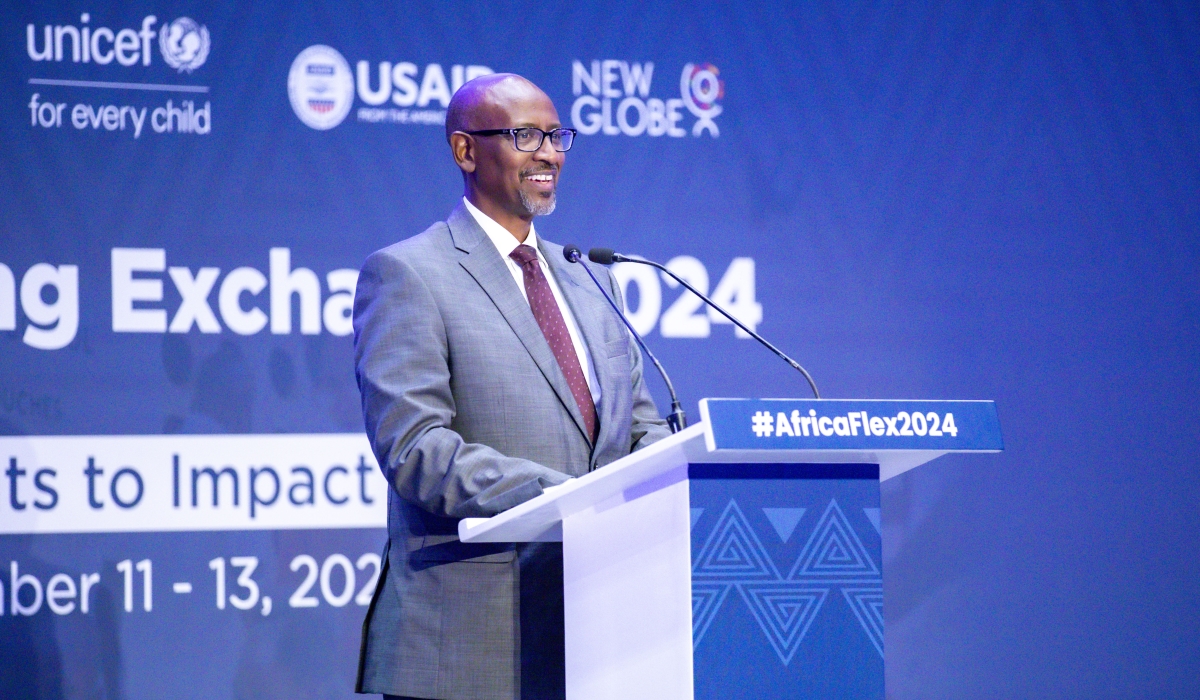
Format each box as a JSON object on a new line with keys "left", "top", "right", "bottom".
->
{"left": 466, "top": 76, "right": 558, "bottom": 123}
{"left": 445, "top": 73, "right": 560, "bottom": 138}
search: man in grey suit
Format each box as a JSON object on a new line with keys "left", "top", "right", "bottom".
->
{"left": 353, "top": 73, "right": 670, "bottom": 700}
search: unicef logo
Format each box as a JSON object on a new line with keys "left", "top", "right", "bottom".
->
{"left": 158, "top": 17, "right": 210, "bottom": 73}
{"left": 680, "top": 63, "right": 723, "bottom": 137}
{"left": 288, "top": 45, "right": 355, "bottom": 131}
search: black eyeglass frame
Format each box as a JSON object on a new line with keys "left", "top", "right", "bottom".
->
{"left": 464, "top": 127, "right": 578, "bottom": 152}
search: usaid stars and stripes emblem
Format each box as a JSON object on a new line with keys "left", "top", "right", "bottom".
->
{"left": 288, "top": 45, "right": 355, "bottom": 130}
{"left": 303, "top": 63, "right": 338, "bottom": 113}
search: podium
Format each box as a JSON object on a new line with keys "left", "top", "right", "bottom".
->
{"left": 460, "top": 399, "right": 1002, "bottom": 699}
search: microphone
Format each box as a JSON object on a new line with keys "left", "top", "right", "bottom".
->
{"left": 587, "top": 248, "right": 821, "bottom": 399}
{"left": 563, "top": 244, "right": 687, "bottom": 433}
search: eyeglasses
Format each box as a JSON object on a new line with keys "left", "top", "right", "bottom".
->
{"left": 465, "top": 127, "right": 577, "bottom": 152}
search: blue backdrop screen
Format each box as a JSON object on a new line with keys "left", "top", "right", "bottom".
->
{"left": 2, "top": 1, "right": 1198, "bottom": 698}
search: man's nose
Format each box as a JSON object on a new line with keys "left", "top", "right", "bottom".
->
{"left": 533, "top": 133, "right": 561, "bottom": 161}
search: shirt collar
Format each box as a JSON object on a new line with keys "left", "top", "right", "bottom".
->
{"left": 463, "top": 197, "right": 538, "bottom": 260}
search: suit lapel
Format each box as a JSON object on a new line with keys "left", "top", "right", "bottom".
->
{"left": 448, "top": 205, "right": 593, "bottom": 446}
{"left": 541, "top": 240, "right": 622, "bottom": 460}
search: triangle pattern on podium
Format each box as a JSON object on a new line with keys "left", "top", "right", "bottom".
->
{"left": 863, "top": 507, "right": 881, "bottom": 535}
{"left": 693, "top": 500, "right": 780, "bottom": 581}
{"left": 691, "top": 582, "right": 733, "bottom": 648}
{"left": 738, "top": 583, "right": 830, "bottom": 665}
{"left": 789, "top": 499, "right": 880, "bottom": 580}
{"left": 762, "top": 507, "right": 806, "bottom": 543}
{"left": 841, "top": 586, "right": 885, "bottom": 657}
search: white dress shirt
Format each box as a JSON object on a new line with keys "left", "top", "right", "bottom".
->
{"left": 463, "top": 197, "right": 601, "bottom": 406}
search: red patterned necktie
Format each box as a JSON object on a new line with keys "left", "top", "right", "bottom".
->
{"left": 509, "top": 244, "right": 598, "bottom": 443}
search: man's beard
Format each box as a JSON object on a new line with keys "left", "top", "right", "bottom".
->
{"left": 519, "top": 188, "right": 556, "bottom": 216}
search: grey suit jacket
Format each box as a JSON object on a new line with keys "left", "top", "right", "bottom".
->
{"left": 353, "top": 203, "right": 669, "bottom": 700}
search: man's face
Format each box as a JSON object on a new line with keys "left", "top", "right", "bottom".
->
{"left": 466, "top": 82, "right": 564, "bottom": 219}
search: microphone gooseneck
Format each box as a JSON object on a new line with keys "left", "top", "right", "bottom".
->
{"left": 563, "top": 244, "right": 687, "bottom": 433}
{"left": 586, "top": 247, "right": 821, "bottom": 399}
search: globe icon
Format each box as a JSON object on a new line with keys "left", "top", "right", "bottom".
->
{"left": 159, "top": 17, "right": 210, "bottom": 72}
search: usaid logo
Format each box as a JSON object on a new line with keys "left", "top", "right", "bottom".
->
{"left": 288, "top": 44, "right": 493, "bottom": 130}
{"left": 571, "top": 59, "right": 724, "bottom": 138}
{"left": 287, "top": 45, "right": 355, "bottom": 130}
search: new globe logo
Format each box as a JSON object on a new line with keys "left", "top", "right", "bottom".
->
{"left": 158, "top": 17, "right": 209, "bottom": 73}
{"left": 288, "top": 45, "right": 354, "bottom": 130}
{"left": 569, "top": 60, "right": 724, "bottom": 138}
{"left": 680, "top": 63, "right": 722, "bottom": 137}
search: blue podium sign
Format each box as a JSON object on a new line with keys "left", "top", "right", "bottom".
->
{"left": 700, "top": 399, "right": 1003, "bottom": 452}
{"left": 688, "top": 465, "right": 884, "bottom": 700}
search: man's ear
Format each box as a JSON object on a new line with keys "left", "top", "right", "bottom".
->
{"left": 450, "top": 132, "right": 476, "bottom": 173}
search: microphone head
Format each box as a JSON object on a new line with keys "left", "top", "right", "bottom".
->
{"left": 562, "top": 244, "right": 582, "bottom": 263}
{"left": 588, "top": 247, "right": 617, "bottom": 265}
